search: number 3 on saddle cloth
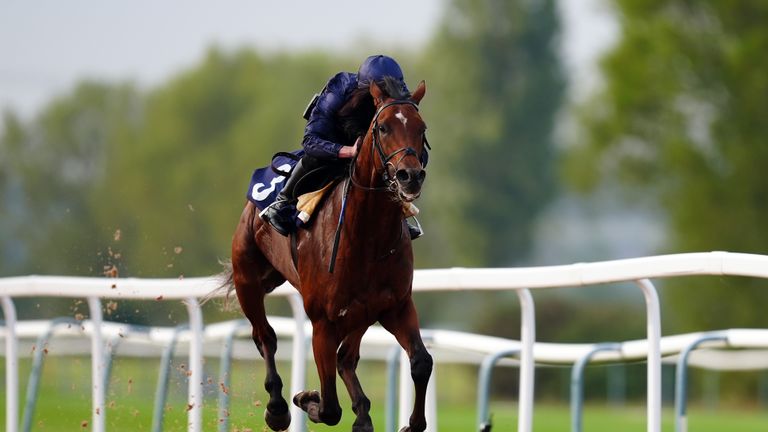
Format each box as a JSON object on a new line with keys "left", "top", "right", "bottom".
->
{"left": 247, "top": 150, "right": 340, "bottom": 229}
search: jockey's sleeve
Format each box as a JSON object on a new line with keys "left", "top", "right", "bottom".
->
{"left": 302, "top": 72, "right": 356, "bottom": 160}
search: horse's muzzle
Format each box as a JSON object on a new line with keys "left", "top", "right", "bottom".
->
{"left": 395, "top": 168, "right": 426, "bottom": 202}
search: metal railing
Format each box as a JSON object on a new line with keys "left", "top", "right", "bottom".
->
{"left": 3, "top": 251, "right": 768, "bottom": 432}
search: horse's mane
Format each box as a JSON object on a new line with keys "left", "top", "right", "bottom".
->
{"left": 338, "top": 76, "right": 411, "bottom": 143}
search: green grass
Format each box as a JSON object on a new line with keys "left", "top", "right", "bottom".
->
{"left": 5, "top": 398, "right": 768, "bottom": 431}
{"left": 3, "top": 357, "right": 768, "bottom": 431}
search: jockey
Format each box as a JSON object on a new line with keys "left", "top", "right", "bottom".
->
{"left": 260, "top": 55, "right": 425, "bottom": 239}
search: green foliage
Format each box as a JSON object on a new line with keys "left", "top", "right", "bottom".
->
{"left": 90, "top": 50, "right": 342, "bottom": 277}
{"left": 1, "top": 82, "right": 142, "bottom": 275}
{"left": 0, "top": 1, "right": 565, "bottom": 331}
{"left": 1, "top": 0, "right": 565, "bottom": 279}
{"left": 0, "top": 50, "right": 342, "bottom": 279}
{"left": 564, "top": 1, "right": 768, "bottom": 331}
{"left": 415, "top": 0, "right": 564, "bottom": 266}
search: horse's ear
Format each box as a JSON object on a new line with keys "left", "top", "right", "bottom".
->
{"left": 411, "top": 80, "right": 426, "bottom": 105}
{"left": 369, "top": 81, "right": 386, "bottom": 106}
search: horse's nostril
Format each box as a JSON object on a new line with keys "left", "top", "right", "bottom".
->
{"left": 395, "top": 170, "right": 410, "bottom": 182}
{"left": 417, "top": 170, "right": 426, "bottom": 183}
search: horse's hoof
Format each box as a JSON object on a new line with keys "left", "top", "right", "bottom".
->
{"left": 292, "top": 390, "right": 320, "bottom": 409}
{"left": 264, "top": 408, "right": 291, "bottom": 431}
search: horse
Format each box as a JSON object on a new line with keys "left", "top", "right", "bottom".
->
{"left": 223, "top": 79, "right": 432, "bottom": 432}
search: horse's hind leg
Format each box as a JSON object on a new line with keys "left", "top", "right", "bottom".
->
{"left": 232, "top": 237, "right": 290, "bottom": 430}
{"left": 380, "top": 299, "right": 433, "bottom": 432}
{"left": 337, "top": 328, "right": 373, "bottom": 432}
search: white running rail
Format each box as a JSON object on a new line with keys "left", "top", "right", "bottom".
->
{"left": 3, "top": 251, "right": 768, "bottom": 432}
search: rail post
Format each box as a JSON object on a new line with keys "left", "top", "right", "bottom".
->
{"left": 151, "top": 324, "right": 187, "bottom": 432}
{"left": 476, "top": 348, "right": 520, "bottom": 431}
{"left": 184, "top": 297, "right": 204, "bottom": 432}
{"left": 674, "top": 333, "right": 728, "bottom": 432}
{"left": 87, "top": 297, "right": 105, "bottom": 432}
{"left": 570, "top": 343, "right": 622, "bottom": 432}
{"left": 516, "top": 288, "right": 535, "bottom": 432}
{"left": 635, "top": 279, "right": 661, "bottom": 432}
{"left": 287, "top": 292, "right": 309, "bottom": 432}
{"left": 217, "top": 320, "right": 250, "bottom": 432}
{"left": 2, "top": 296, "right": 19, "bottom": 432}
{"left": 21, "top": 317, "right": 80, "bottom": 432}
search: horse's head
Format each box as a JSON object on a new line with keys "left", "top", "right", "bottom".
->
{"left": 366, "top": 79, "right": 428, "bottom": 202}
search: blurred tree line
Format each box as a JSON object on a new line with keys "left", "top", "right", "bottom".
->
{"left": 3, "top": 0, "right": 768, "bottom": 397}
{"left": 1, "top": 0, "right": 563, "bottom": 279}
{"left": 565, "top": 0, "right": 768, "bottom": 334}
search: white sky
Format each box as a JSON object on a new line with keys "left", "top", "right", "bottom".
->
{"left": 0, "top": 0, "right": 617, "bottom": 119}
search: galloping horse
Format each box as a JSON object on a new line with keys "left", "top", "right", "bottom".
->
{"left": 225, "top": 79, "right": 432, "bottom": 432}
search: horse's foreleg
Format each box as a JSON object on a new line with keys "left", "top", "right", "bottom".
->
{"left": 380, "top": 299, "right": 433, "bottom": 432}
{"left": 338, "top": 329, "right": 373, "bottom": 432}
{"left": 294, "top": 319, "right": 343, "bottom": 426}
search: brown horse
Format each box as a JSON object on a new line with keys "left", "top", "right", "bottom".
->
{"left": 226, "top": 79, "right": 431, "bottom": 432}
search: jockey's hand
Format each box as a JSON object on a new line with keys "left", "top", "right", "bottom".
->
{"left": 338, "top": 136, "right": 362, "bottom": 159}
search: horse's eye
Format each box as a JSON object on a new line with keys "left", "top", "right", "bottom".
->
{"left": 378, "top": 124, "right": 389, "bottom": 134}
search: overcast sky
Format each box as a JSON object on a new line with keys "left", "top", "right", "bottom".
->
{"left": 0, "top": 0, "right": 617, "bottom": 119}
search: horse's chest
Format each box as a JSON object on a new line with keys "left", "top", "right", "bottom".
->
{"left": 305, "top": 277, "right": 408, "bottom": 324}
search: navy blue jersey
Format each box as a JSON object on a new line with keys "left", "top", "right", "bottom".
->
{"left": 301, "top": 72, "right": 358, "bottom": 160}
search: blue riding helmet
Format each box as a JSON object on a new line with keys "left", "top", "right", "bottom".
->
{"left": 357, "top": 55, "right": 408, "bottom": 92}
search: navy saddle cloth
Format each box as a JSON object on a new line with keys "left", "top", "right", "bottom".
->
{"left": 246, "top": 150, "right": 345, "bottom": 212}
{"left": 247, "top": 150, "right": 304, "bottom": 211}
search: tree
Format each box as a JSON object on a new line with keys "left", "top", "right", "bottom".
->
{"left": 565, "top": 1, "right": 768, "bottom": 331}
{"left": 416, "top": 0, "right": 565, "bottom": 267}
{"left": 0, "top": 49, "right": 339, "bottom": 277}
{"left": 0, "top": 82, "right": 141, "bottom": 276}
{"left": 91, "top": 49, "right": 343, "bottom": 277}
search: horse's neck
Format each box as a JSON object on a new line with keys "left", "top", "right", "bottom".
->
{"left": 344, "top": 184, "right": 402, "bottom": 237}
{"left": 342, "top": 132, "right": 403, "bottom": 230}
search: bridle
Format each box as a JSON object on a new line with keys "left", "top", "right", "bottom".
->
{"left": 332, "top": 99, "right": 428, "bottom": 272}
{"left": 351, "top": 99, "right": 429, "bottom": 192}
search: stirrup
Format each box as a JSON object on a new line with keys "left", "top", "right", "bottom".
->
{"left": 407, "top": 217, "right": 423, "bottom": 240}
{"left": 258, "top": 200, "right": 280, "bottom": 219}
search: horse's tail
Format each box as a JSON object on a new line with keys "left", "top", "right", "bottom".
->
{"left": 200, "top": 259, "right": 237, "bottom": 308}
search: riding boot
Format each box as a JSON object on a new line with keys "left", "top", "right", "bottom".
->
{"left": 260, "top": 160, "right": 308, "bottom": 236}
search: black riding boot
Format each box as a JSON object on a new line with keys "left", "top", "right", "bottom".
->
{"left": 260, "top": 160, "right": 308, "bottom": 236}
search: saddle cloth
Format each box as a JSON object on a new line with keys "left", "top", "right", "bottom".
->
{"left": 246, "top": 149, "right": 338, "bottom": 227}
{"left": 247, "top": 150, "right": 303, "bottom": 210}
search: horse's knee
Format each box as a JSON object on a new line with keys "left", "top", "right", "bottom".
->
{"left": 336, "top": 353, "right": 360, "bottom": 375}
{"left": 253, "top": 327, "right": 278, "bottom": 356}
{"left": 410, "top": 350, "right": 433, "bottom": 385}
